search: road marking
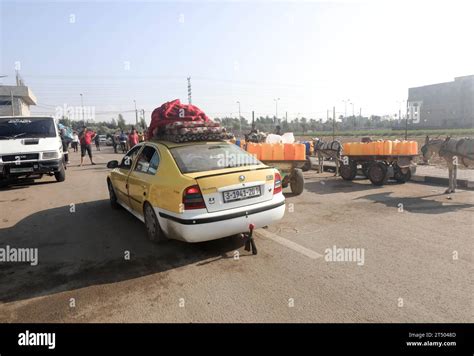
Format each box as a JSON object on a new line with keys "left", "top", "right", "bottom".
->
{"left": 255, "top": 229, "right": 323, "bottom": 259}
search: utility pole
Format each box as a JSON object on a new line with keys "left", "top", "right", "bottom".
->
{"left": 342, "top": 99, "right": 350, "bottom": 118}
{"left": 285, "top": 111, "right": 288, "bottom": 123}
{"left": 141, "top": 109, "right": 145, "bottom": 129}
{"left": 10, "top": 90, "right": 15, "bottom": 116}
{"left": 351, "top": 102, "right": 355, "bottom": 129}
{"left": 80, "top": 93, "right": 84, "bottom": 124}
{"left": 187, "top": 76, "right": 192, "bottom": 104}
{"left": 236, "top": 101, "right": 241, "bottom": 136}
{"left": 332, "top": 106, "right": 336, "bottom": 141}
{"left": 134, "top": 100, "right": 138, "bottom": 127}
{"left": 405, "top": 100, "right": 409, "bottom": 140}
{"left": 251, "top": 111, "right": 255, "bottom": 131}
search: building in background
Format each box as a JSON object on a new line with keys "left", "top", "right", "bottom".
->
{"left": 0, "top": 85, "right": 37, "bottom": 116}
{"left": 407, "top": 75, "right": 474, "bottom": 128}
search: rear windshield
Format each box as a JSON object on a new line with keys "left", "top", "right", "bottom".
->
{"left": 0, "top": 117, "right": 56, "bottom": 139}
{"left": 170, "top": 143, "right": 262, "bottom": 174}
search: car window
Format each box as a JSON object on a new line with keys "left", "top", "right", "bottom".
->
{"left": 0, "top": 117, "right": 56, "bottom": 139}
{"left": 134, "top": 146, "right": 160, "bottom": 175}
{"left": 170, "top": 143, "right": 261, "bottom": 174}
{"left": 120, "top": 145, "right": 142, "bottom": 170}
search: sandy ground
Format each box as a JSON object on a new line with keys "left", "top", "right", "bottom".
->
{"left": 0, "top": 146, "right": 473, "bottom": 323}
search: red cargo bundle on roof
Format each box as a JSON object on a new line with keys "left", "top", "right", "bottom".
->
{"left": 146, "top": 99, "right": 233, "bottom": 142}
{"left": 146, "top": 99, "right": 209, "bottom": 139}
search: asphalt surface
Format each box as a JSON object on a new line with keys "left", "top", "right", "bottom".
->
{"left": 0, "top": 146, "right": 473, "bottom": 322}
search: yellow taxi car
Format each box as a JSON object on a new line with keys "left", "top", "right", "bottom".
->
{"left": 106, "top": 140, "right": 285, "bottom": 243}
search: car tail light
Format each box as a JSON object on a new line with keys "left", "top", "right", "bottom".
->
{"left": 274, "top": 172, "right": 282, "bottom": 194}
{"left": 183, "top": 185, "right": 206, "bottom": 210}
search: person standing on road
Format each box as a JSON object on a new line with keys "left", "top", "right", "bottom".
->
{"left": 71, "top": 131, "right": 79, "bottom": 152}
{"left": 60, "top": 128, "right": 72, "bottom": 164}
{"left": 112, "top": 132, "right": 120, "bottom": 153}
{"left": 79, "top": 126, "right": 96, "bottom": 166}
{"left": 94, "top": 133, "right": 101, "bottom": 151}
{"left": 119, "top": 130, "right": 128, "bottom": 153}
{"left": 129, "top": 127, "right": 139, "bottom": 148}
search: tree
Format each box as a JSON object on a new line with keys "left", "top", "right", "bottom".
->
{"left": 300, "top": 117, "right": 308, "bottom": 135}
{"left": 117, "top": 114, "right": 126, "bottom": 129}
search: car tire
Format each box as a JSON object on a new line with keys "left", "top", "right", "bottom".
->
{"left": 54, "top": 163, "right": 66, "bottom": 182}
{"left": 143, "top": 202, "right": 166, "bottom": 243}
{"left": 107, "top": 179, "right": 120, "bottom": 209}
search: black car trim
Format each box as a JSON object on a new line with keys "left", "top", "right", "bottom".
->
{"left": 159, "top": 200, "right": 285, "bottom": 225}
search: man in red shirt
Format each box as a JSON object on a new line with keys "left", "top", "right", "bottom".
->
{"left": 128, "top": 127, "right": 139, "bottom": 148}
{"left": 79, "top": 126, "right": 96, "bottom": 166}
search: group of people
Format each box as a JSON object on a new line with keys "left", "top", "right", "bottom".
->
{"left": 59, "top": 126, "right": 145, "bottom": 167}
{"left": 111, "top": 128, "right": 145, "bottom": 154}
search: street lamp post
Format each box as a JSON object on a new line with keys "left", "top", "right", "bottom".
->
{"left": 80, "top": 93, "right": 85, "bottom": 124}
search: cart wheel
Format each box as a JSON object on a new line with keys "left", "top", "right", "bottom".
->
{"left": 290, "top": 168, "right": 305, "bottom": 195}
{"left": 302, "top": 157, "right": 312, "bottom": 172}
{"left": 361, "top": 163, "right": 370, "bottom": 178}
{"left": 368, "top": 162, "right": 388, "bottom": 186}
{"left": 340, "top": 160, "right": 357, "bottom": 181}
{"left": 394, "top": 164, "right": 411, "bottom": 183}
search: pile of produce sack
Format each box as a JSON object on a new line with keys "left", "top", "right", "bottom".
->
{"left": 147, "top": 99, "right": 233, "bottom": 143}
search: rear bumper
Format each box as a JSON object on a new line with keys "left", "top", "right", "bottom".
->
{"left": 0, "top": 159, "right": 61, "bottom": 178}
{"left": 157, "top": 195, "right": 286, "bottom": 242}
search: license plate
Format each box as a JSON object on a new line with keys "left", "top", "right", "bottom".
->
{"left": 223, "top": 186, "right": 261, "bottom": 203}
{"left": 10, "top": 167, "right": 34, "bottom": 173}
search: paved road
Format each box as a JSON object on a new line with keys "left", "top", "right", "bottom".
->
{"left": 0, "top": 146, "right": 473, "bottom": 322}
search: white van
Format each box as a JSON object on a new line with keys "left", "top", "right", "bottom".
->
{"left": 0, "top": 116, "right": 65, "bottom": 186}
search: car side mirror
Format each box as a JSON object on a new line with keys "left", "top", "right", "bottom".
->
{"left": 107, "top": 160, "right": 119, "bottom": 169}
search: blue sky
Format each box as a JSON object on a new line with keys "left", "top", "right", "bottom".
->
{"left": 1, "top": 0, "right": 473, "bottom": 124}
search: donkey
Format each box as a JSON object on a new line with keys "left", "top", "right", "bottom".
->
{"left": 312, "top": 138, "right": 343, "bottom": 176}
{"left": 421, "top": 136, "right": 474, "bottom": 193}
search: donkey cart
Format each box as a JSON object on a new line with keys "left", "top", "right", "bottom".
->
{"left": 339, "top": 155, "right": 417, "bottom": 186}
{"left": 261, "top": 160, "right": 306, "bottom": 195}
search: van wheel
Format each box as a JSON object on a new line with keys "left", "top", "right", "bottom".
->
{"left": 54, "top": 163, "right": 66, "bottom": 182}
{"left": 143, "top": 202, "right": 166, "bottom": 243}
{"left": 107, "top": 180, "right": 120, "bottom": 209}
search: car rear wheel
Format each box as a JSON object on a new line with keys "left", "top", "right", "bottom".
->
{"left": 144, "top": 202, "right": 166, "bottom": 243}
